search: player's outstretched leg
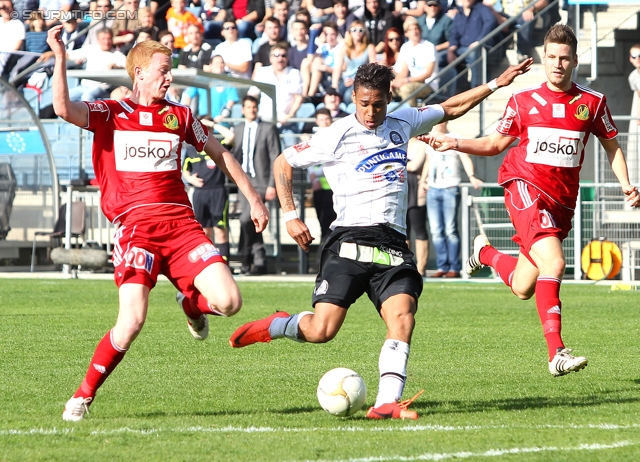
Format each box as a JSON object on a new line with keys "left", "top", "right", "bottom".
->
{"left": 62, "top": 330, "right": 127, "bottom": 421}
{"left": 230, "top": 311, "right": 315, "bottom": 347}
{"left": 176, "top": 292, "right": 209, "bottom": 340}
{"left": 467, "top": 234, "right": 519, "bottom": 287}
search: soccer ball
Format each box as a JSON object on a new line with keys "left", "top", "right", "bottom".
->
{"left": 317, "top": 368, "right": 367, "bottom": 417}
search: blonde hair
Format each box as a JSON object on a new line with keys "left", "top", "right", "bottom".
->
{"left": 344, "top": 20, "right": 369, "bottom": 56}
{"left": 126, "top": 40, "right": 172, "bottom": 81}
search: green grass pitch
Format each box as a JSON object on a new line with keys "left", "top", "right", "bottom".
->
{"left": 1, "top": 279, "right": 640, "bottom": 461}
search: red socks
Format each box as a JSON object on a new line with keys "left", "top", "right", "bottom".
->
{"left": 182, "top": 292, "right": 225, "bottom": 317}
{"left": 74, "top": 330, "right": 127, "bottom": 399}
{"left": 479, "top": 246, "right": 518, "bottom": 287}
{"left": 535, "top": 277, "right": 564, "bottom": 360}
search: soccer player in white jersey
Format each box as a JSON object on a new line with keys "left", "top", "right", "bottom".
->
{"left": 423, "top": 24, "right": 640, "bottom": 377}
{"left": 230, "top": 60, "right": 532, "bottom": 420}
{"left": 45, "top": 26, "right": 269, "bottom": 421}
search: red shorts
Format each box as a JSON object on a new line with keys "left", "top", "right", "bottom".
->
{"left": 503, "top": 180, "right": 574, "bottom": 262}
{"left": 112, "top": 218, "right": 226, "bottom": 295}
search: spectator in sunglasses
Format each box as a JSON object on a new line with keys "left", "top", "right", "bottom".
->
{"left": 332, "top": 20, "right": 377, "bottom": 105}
{"left": 214, "top": 20, "right": 253, "bottom": 78}
{"left": 380, "top": 27, "right": 402, "bottom": 67}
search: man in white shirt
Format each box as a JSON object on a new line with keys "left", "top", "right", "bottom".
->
{"left": 391, "top": 17, "right": 437, "bottom": 107}
{"left": 231, "top": 60, "right": 532, "bottom": 419}
{"left": 213, "top": 21, "right": 253, "bottom": 79}
{"left": 249, "top": 42, "right": 303, "bottom": 146}
{"left": 0, "top": 0, "right": 26, "bottom": 77}
{"left": 66, "top": 27, "right": 126, "bottom": 102}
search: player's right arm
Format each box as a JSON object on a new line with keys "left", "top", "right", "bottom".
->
{"left": 274, "top": 154, "right": 314, "bottom": 252}
{"left": 46, "top": 26, "right": 89, "bottom": 128}
{"left": 421, "top": 131, "right": 514, "bottom": 157}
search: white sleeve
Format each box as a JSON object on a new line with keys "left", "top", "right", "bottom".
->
{"left": 283, "top": 127, "right": 340, "bottom": 169}
{"left": 402, "top": 105, "right": 445, "bottom": 138}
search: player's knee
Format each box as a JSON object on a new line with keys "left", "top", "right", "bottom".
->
{"left": 512, "top": 289, "right": 533, "bottom": 301}
{"left": 207, "top": 289, "right": 242, "bottom": 317}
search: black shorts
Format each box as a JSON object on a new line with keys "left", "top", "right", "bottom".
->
{"left": 192, "top": 187, "right": 229, "bottom": 229}
{"left": 311, "top": 225, "right": 423, "bottom": 312}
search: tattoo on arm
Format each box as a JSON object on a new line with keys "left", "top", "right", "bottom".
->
{"left": 278, "top": 172, "right": 295, "bottom": 211}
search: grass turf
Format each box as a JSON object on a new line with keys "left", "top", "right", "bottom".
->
{"left": 1, "top": 279, "right": 640, "bottom": 461}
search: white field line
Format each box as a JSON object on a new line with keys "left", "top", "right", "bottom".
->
{"left": 298, "top": 441, "right": 637, "bottom": 462}
{"left": 1, "top": 423, "right": 640, "bottom": 437}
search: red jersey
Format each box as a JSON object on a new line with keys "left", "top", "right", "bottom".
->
{"left": 83, "top": 99, "right": 209, "bottom": 224}
{"left": 496, "top": 82, "right": 617, "bottom": 209}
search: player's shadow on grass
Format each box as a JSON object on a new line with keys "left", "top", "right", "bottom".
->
{"left": 410, "top": 392, "right": 640, "bottom": 415}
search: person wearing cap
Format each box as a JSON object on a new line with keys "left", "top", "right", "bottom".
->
{"left": 391, "top": 17, "right": 437, "bottom": 106}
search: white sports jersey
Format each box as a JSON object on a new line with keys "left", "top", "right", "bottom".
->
{"left": 283, "top": 106, "right": 445, "bottom": 234}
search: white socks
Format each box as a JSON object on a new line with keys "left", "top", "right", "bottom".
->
{"left": 374, "top": 339, "right": 410, "bottom": 408}
{"left": 269, "top": 311, "right": 313, "bottom": 342}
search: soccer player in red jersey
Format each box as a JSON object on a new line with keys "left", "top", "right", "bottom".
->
{"left": 423, "top": 24, "right": 640, "bottom": 377}
{"left": 45, "top": 26, "right": 269, "bottom": 421}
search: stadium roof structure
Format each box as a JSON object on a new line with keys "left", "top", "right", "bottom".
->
{"left": 66, "top": 68, "right": 278, "bottom": 124}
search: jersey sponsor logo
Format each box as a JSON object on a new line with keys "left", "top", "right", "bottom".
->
{"left": 568, "top": 93, "right": 582, "bottom": 105}
{"left": 357, "top": 144, "right": 368, "bottom": 156}
{"left": 188, "top": 242, "right": 219, "bottom": 263}
{"left": 539, "top": 209, "right": 556, "bottom": 229}
{"left": 355, "top": 148, "right": 407, "bottom": 183}
{"left": 525, "top": 127, "right": 584, "bottom": 168}
{"left": 293, "top": 140, "right": 310, "bottom": 152}
{"left": 497, "top": 106, "right": 517, "bottom": 132}
{"left": 389, "top": 131, "right": 404, "bottom": 145}
{"left": 114, "top": 130, "right": 180, "bottom": 172}
{"left": 158, "top": 106, "right": 169, "bottom": 115}
{"left": 163, "top": 113, "right": 179, "bottom": 130}
{"left": 602, "top": 112, "right": 614, "bottom": 132}
{"left": 117, "top": 112, "right": 129, "bottom": 119}
{"left": 192, "top": 119, "right": 207, "bottom": 144}
{"left": 552, "top": 104, "right": 565, "bottom": 118}
{"left": 88, "top": 102, "right": 108, "bottom": 112}
{"left": 575, "top": 104, "right": 589, "bottom": 121}
{"left": 124, "top": 246, "right": 154, "bottom": 273}
{"left": 140, "top": 112, "right": 153, "bottom": 126}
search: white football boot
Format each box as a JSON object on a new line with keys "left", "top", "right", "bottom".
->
{"left": 466, "top": 234, "right": 490, "bottom": 276}
{"left": 176, "top": 293, "right": 209, "bottom": 340}
{"left": 62, "top": 396, "right": 92, "bottom": 421}
{"left": 549, "top": 348, "right": 588, "bottom": 377}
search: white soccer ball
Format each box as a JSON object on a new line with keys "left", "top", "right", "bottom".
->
{"left": 317, "top": 367, "right": 367, "bottom": 417}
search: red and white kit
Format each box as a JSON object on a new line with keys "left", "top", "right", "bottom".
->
{"left": 83, "top": 99, "right": 225, "bottom": 289}
{"left": 495, "top": 82, "right": 618, "bottom": 251}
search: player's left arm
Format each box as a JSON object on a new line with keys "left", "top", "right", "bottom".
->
{"left": 203, "top": 135, "right": 270, "bottom": 231}
{"left": 601, "top": 136, "right": 640, "bottom": 207}
{"left": 439, "top": 58, "right": 532, "bottom": 121}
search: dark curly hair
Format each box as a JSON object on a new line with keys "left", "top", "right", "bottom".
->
{"left": 353, "top": 63, "right": 395, "bottom": 94}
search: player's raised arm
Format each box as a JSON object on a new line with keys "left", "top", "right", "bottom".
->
{"left": 439, "top": 58, "right": 533, "bottom": 122}
{"left": 274, "top": 154, "right": 314, "bottom": 252}
{"left": 46, "top": 25, "right": 89, "bottom": 128}
{"left": 420, "top": 130, "right": 515, "bottom": 157}
{"left": 203, "top": 135, "right": 269, "bottom": 232}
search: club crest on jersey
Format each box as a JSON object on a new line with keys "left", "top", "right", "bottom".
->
{"left": 158, "top": 106, "right": 169, "bottom": 115}
{"left": 188, "top": 243, "right": 220, "bottom": 263}
{"left": 124, "top": 247, "right": 154, "bottom": 273}
{"left": 356, "top": 148, "right": 407, "bottom": 183}
{"left": 88, "top": 102, "right": 108, "bottom": 112}
{"left": 389, "top": 131, "right": 404, "bottom": 145}
{"left": 568, "top": 93, "right": 582, "bottom": 105}
{"left": 140, "top": 112, "right": 153, "bottom": 126}
{"left": 163, "top": 113, "right": 179, "bottom": 130}
{"left": 575, "top": 104, "right": 589, "bottom": 121}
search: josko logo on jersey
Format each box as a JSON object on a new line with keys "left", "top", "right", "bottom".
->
{"left": 124, "top": 247, "right": 154, "bottom": 273}
{"left": 188, "top": 243, "right": 220, "bottom": 263}
{"left": 114, "top": 130, "right": 180, "bottom": 172}
{"left": 355, "top": 148, "right": 407, "bottom": 182}
{"left": 525, "top": 127, "right": 584, "bottom": 168}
